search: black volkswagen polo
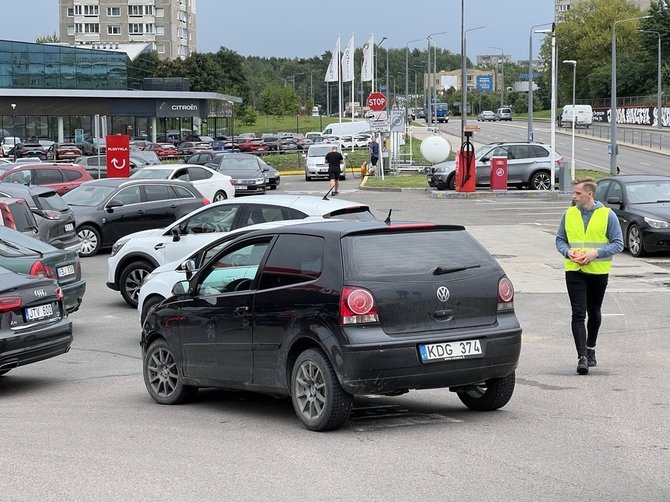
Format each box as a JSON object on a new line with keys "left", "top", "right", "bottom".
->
{"left": 141, "top": 220, "right": 522, "bottom": 431}
{"left": 62, "top": 178, "right": 208, "bottom": 257}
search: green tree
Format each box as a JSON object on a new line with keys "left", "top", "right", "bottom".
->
{"left": 36, "top": 33, "right": 59, "bottom": 44}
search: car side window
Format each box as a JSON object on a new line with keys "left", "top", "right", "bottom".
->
{"left": 188, "top": 167, "right": 211, "bottom": 180}
{"left": 197, "top": 240, "right": 271, "bottom": 295}
{"left": 608, "top": 182, "right": 623, "bottom": 203}
{"left": 34, "top": 169, "right": 64, "bottom": 184}
{"left": 172, "top": 185, "right": 196, "bottom": 199}
{"left": 181, "top": 205, "right": 238, "bottom": 234}
{"left": 530, "top": 145, "right": 550, "bottom": 158}
{"left": 144, "top": 184, "right": 176, "bottom": 202}
{"left": 242, "top": 205, "right": 286, "bottom": 226}
{"left": 595, "top": 181, "right": 610, "bottom": 202}
{"left": 62, "top": 169, "right": 83, "bottom": 182}
{"left": 173, "top": 168, "right": 190, "bottom": 181}
{"left": 4, "top": 170, "right": 32, "bottom": 184}
{"left": 258, "top": 235, "right": 324, "bottom": 290}
{"left": 111, "top": 186, "right": 142, "bottom": 205}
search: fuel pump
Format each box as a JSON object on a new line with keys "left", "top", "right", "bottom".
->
{"left": 456, "top": 130, "right": 476, "bottom": 192}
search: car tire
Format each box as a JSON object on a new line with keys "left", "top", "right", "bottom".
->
{"left": 143, "top": 339, "right": 197, "bottom": 405}
{"left": 627, "top": 224, "right": 645, "bottom": 257}
{"left": 457, "top": 372, "right": 515, "bottom": 411}
{"left": 291, "top": 348, "right": 353, "bottom": 431}
{"left": 141, "top": 294, "right": 165, "bottom": 325}
{"left": 447, "top": 173, "right": 456, "bottom": 191}
{"left": 77, "top": 225, "right": 101, "bottom": 257}
{"left": 213, "top": 190, "right": 228, "bottom": 202}
{"left": 120, "top": 261, "right": 154, "bottom": 308}
{"left": 530, "top": 171, "right": 551, "bottom": 191}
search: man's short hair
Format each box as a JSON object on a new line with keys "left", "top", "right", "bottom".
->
{"left": 573, "top": 176, "right": 596, "bottom": 194}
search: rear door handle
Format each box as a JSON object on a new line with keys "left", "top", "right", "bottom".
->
{"left": 235, "top": 306, "right": 249, "bottom": 316}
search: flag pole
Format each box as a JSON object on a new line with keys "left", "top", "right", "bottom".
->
{"left": 338, "top": 36, "right": 342, "bottom": 126}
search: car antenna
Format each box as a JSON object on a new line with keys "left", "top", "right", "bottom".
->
{"left": 384, "top": 209, "right": 392, "bottom": 224}
{"left": 322, "top": 186, "right": 334, "bottom": 200}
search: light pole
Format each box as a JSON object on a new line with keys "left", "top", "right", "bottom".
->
{"left": 639, "top": 30, "right": 662, "bottom": 129}
{"left": 536, "top": 28, "right": 557, "bottom": 189}
{"left": 405, "top": 38, "right": 422, "bottom": 127}
{"left": 375, "top": 37, "right": 387, "bottom": 93}
{"left": 462, "top": 25, "right": 486, "bottom": 142}
{"left": 528, "top": 22, "right": 553, "bottom": 142}
{"left": 489, "top": 46, "right": 505, "bottom": 110}
{"left": 10, "top": 103, "right": 17, "bottom": 162}
{"left": 563, "top": 59, "right": 577, "bottom": 183}
{"left": 426, "top": 31, "right": 448, "bottom": 128}
{"left": 611, "top": 15, "right": 652, "bottom": 175}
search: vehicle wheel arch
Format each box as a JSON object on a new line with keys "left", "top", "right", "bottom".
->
{"left": 283, "top": 330, "right": 342, "bottom": 391}
{"left": 115, "top": 253, "right": 159, "bottom": 285}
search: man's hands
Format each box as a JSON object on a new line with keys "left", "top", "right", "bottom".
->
{"left": 568, "top": 249, "right": 598, "bottom": 265}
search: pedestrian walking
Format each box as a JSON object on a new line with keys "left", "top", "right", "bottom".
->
{"left": 369, "top": 136, "right": 380, "bottom": 174}
{"left": 555, "top": 177, "right": 623, "bottom": 375}
{"left": 324, "top": 146, "right": 344, "bottom": 195}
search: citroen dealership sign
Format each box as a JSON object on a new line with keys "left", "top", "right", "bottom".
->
{"left": 156, "top": 100, "right": 201, "bottom": 117}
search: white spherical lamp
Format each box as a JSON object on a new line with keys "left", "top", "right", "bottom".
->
{"left": 420, "top": 136, "right": 451, "bottom": 164}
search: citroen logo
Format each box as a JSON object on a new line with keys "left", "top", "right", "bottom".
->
{"left": 436, "top": 286, "right": 450, "bottom": 302}
{"left": 34, "top": 289, "right": 47, "bottom": 298}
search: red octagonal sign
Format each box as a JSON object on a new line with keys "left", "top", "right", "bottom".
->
{"left": 367, "top": 92, "right": 387, "bottom": 111}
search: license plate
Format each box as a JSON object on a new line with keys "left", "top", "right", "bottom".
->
{"left": 419, "top": 339, "right": 483, "bottom": 363}
{"left": 64, "top": 223, "right": 74, "bottom": 232}
{"left": 57, "top": 265, "right": 75, "bottom": 278}
{"left": 236, "top": 185, "right": 248, "bottom": 189}
{"left": 26, "top": 303, "right": 54, "bottom": 321}
{"left": 319, "top": 169, "right": 329, "bottom": 173}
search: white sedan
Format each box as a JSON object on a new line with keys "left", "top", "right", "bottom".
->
{"left": 130, "top": 164, "right": 234, "bottom": 202}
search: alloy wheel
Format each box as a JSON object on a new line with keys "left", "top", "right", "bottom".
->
{"left": 146, "top": 346, "right": 179, "bottom": 399}
{"left": 294, "top": 360, "right": 326, "bottom": 421}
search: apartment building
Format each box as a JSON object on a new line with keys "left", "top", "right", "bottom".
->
{"left": 555, "top": 0, "right": 651, "bottom": 21}
{"left": 58, "top": 0, "right": 196, "bottom": 60}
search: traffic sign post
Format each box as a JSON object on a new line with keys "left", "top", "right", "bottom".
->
{"left": 367, "top": 92, "right": 387, "bottom": 112}
{"left": 106, "top": 135, "right": 130, "bottom": 178}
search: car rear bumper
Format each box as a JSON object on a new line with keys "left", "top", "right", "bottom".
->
{"left": 337, "top": 329, "right": 521, "bottom": 395}
{"left": 61, "top": 279, "right": 87, "bottom": 313}
{"left": 0, "top": 318, "right": 73, "bottom": 371}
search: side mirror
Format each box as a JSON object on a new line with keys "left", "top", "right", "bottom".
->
{"left": 480, "top": 156, "right": 490, "bottom": 163}
{"left": 606, "top": 196, "right": 622, "bottom": 205}
{"left": 105, "top": 200, "right": 123, "bottom": 212}
{"left": 172, "top": 280, "right": 191, "bottom": 296}
{"left": 171, "top": 227, "right": 181, "bottom": 242}
{"left": 179, "top": 259, "right": 196, "bottom": 280}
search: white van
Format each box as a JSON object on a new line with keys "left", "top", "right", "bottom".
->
{"left": 559, "top": 105, "right": 593, "bottom": 128}
{"left": 322, "top": 121, "right": 370, "bottom": 138}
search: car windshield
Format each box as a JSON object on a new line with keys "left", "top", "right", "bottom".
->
{"left": 62, "top": 184, "right": 116, "bottom": 206}
{"left": 131, "top": 169, "right": 170, "bottom": 180}
{"left": 626, "top": 181, "right": 670, "bottom": 203}
{"left": 309, "top": 146, "right": 333, "bottom": 157}
{"left": 220, "top": 157, "right": 259, "bottom": 170}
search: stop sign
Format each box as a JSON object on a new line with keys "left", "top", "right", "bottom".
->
{"left": 367, "top": 92, "right": 387, "bottom": 111}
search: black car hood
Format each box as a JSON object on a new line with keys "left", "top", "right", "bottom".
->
{"left": 629, "top": 202, "right": 670, "bottom": 220}
{"left": 219, "top": 168, "right": 263, "bottom": 178}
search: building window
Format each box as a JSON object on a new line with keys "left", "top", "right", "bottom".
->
{"left": 144, "top": 24, "right": 155, "bottom": 34}
{"left": 177, "top": 27, "right": 188, "bottom": 39}
{"left": 66, "top": 7, "right": 74, "bottom": 17}
{"left": 67, "top": 25, "right": 75, "bottom": 35}
{"left": 74, "top": 23, "right": 83, "bottom": 34}
{"left": 156, "top": 43, "right": 165, "bottom": 54}
{"left": 144, "top": 5, "right": 154, "bottom": 15}
{"left": 155, "top": 8, "right": 164, "bottom": 17}
{"left": 107, "top": 25, "right": 121, "bottom": 35}
{"left": 178, "top": 45, "right": 189, "bottom": 57}
{"left": 83, "top": 5, "right": 99, "bottom": 16}
{"left": 129, "top": 23, "right": 144, "bottom": 34}
{"left": 128, "top": 5, "right": 143, "bottom": 17}
{"left": 84, "top": 23, "right": 99, "bottom": 34}
{"left": 73, "top": 5, "right": 82, "bottom": 15}
{"left": 155, "top": 26, "right": 165, "bottom": 36}
{"left": 177, "top": 11, "right": 187, "bottom": 22}
{"left": 107, "top": 7, "right": 120, "bottom": 16}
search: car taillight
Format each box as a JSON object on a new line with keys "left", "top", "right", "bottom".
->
{"left": 340, "top": 286, "right": 379, "bottom": 325}
{"left": 42, "top": 209, "right": 62, "bottom": 220}
{"left": 29, "top": 260, "right": 57, "bottom": 279}
{"left": 0, "top": 296, "right": 22, "bottom": 313}
{"left": 202, "top": 198, "right": 210, "bottom": 205}
{"left": 497, "top": 276, "right": 514, "bottom": 312}
{"left": 55, "top": 287, "right": 63, "bottom": 301}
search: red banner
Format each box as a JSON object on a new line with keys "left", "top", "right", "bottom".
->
{"left": 106, "top": 135, "right": 130, "bottom": 178}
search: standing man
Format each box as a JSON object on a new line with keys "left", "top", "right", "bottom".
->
{"left": 369, "top": 136, "right": 380, "bottom": 175}
{"left": 555, "top": 177, "right": 623, "bottom": 375}
{"left": 324, "top": 146, "right": 344, "bottom": 195}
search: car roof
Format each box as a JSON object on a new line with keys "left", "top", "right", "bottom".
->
{"left": 208, "top": 194, "right": 370, "bottom": 213}
{"left": 598, "top": 174, "right": 670, "bottom": 183}
{"left": 80, "top": 178, "right": 197, "bottom": 188}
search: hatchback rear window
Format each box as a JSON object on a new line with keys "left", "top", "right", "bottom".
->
{"left": 342, "top": 230, "right": 496, "bottom": 280}
{"left": 324, "top": 207, "right": 376, "bottom": 221}
{"left": 36, "top": 191, "right": 69, "bottom": 211}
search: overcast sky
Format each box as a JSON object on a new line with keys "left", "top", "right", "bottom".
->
{"left": 3, "top": 0, "right": 555, "bottom": 62}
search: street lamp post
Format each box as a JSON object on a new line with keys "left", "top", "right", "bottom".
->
{"left": 405, "top": 38, "right": 422, "bottom": 129}
{"left": 611, "top": 15, "right": 652, "bottom": 175}
{"left": 528, "top": 22, "right": 553, "bottom": 142}
{"left": 535, "top": 28, "right": 556, "bottom": 189}
{"left": 489, "top": 46, "right": 505, "bottom": 110}
{"left": 426, "top": 31, "right": 448, "bottom": 128}
{"left": 375, "top": 36, "right": 387, "bottom": 93}
{"left": 462, "top": 25, "right": 486, "bottom": 142}
{"left": 563, "top": 60, "right": 577, "bottom": 184}
{"left": 10, "top": 103, "right": 17, "bottom": 161}
{"left": 639, "top": 30, "right": 662, "bottom": 129}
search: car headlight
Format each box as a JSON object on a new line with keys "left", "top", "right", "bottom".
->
{"left": 110, "top": 239, "right": 128, "bottom": 257}
{"left": 644, "top": 216, "right": 670, "bottom": 229}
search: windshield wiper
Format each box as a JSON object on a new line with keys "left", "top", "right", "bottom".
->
{"left": 433, "top": 264, "right": 481, "bottom": 275}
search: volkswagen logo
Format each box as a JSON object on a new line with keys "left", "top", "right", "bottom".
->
{"left": 436, "top": 286, "right": 450, "bottom": 302}
{"left": 34, "top": 289, "right": 47, "bottom": 298}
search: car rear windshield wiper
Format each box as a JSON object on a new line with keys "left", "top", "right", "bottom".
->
{"left": 433, "top": 264, "right": 481, "bottom": 275}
